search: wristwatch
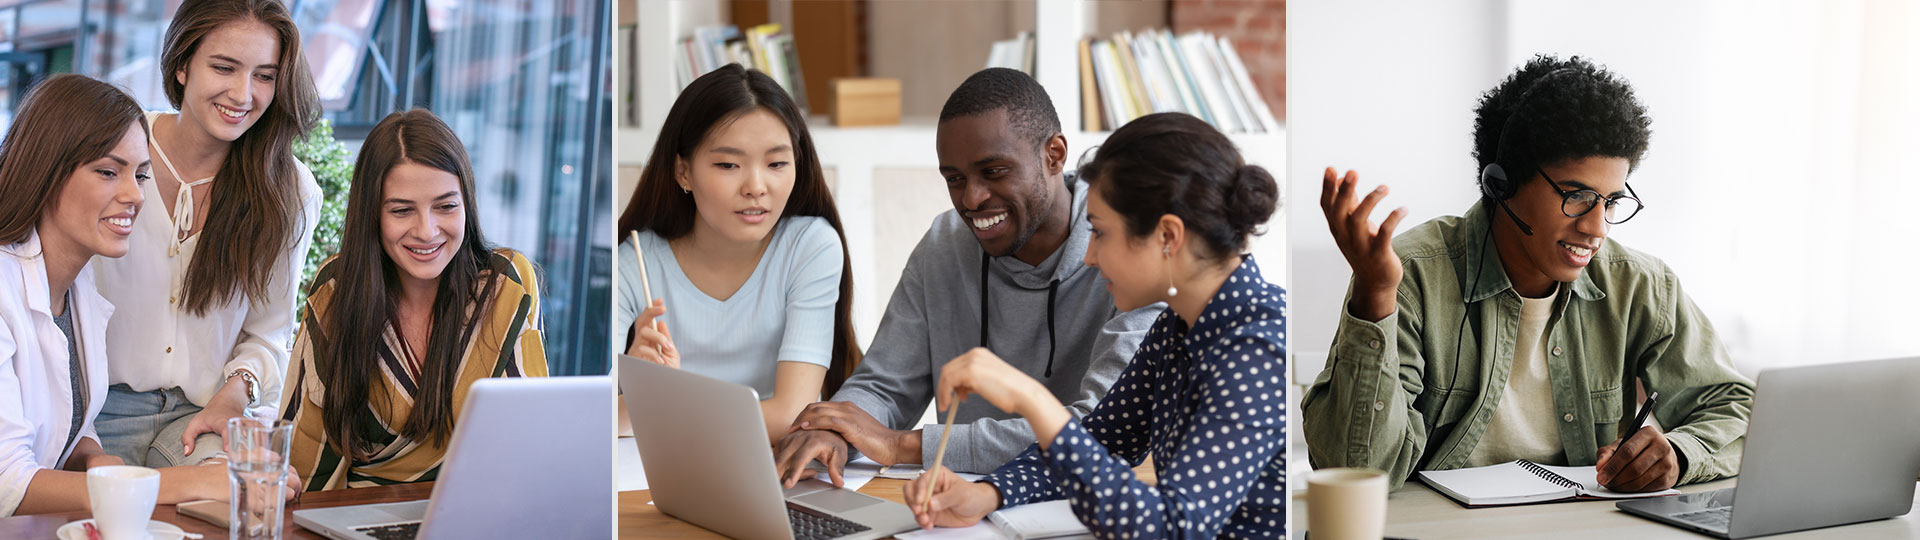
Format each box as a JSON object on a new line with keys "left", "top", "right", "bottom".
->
{"left": 227, "top": 368, "right": 260, "bottom": 407}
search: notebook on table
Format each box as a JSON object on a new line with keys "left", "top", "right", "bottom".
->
{"left": 1416, "top": 459, "right": 1679, "bottom": 507}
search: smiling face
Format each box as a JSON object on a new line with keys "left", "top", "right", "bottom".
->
{"left": 1082, "top": 186, "right": 1164, "bottom": 311}
{"left": 379, "top": 162, "right": 466, "bottom": 288}
{"left": 936, "top": 108, "right": 1062, "bottom": 259}
{"left": 1494, "top": 155, "right": 1632, "bottom": 295}
{"left": 675, "top": 108, "right": 795, "bottom": 245}
{"left": 174, "top": 18, "right": 280, "bottom": 143}
{"left": 41, "top": 121, "right": 150, "bottom": 259}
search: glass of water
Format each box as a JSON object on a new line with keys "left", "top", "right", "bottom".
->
{"left": 226, "top": 417, "right": 294, "bottom": 540}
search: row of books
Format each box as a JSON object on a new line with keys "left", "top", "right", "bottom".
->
{"left": 1078, "top": 29, "right": 1279, "bottom": 134}
{"left": 985, "top": 31, "right": 1036, "bottom": 76}
{"left": 673, "top": 24, "right": 809, "bottom": 112}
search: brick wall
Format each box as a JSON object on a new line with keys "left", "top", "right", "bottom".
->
{"left": 1171, "top": 0, "right": 1285, "bottom": 123}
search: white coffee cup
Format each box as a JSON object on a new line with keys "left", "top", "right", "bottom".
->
{"left": 1307, "top": 467, "right": 1388, "bottom": 540}
{"left": 88, "top": 465, "right": 161, "bottom": 540}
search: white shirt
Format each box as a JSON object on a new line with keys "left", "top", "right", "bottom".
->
{"left": 0, "top": 232, "right": 112, "bottom": 516}
{"left": 92, "top": 111, "right": 320, "bottom": 408}
{"left": 1467, "top": 286, "right": 1566, "bottom": 467}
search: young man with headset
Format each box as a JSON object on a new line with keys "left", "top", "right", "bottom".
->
{"left": 1301, "top": 55, "right": 1754, "bottom": 493}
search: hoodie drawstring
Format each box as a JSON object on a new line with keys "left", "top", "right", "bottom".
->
{"left": 979, "top": 251, "right": 991, "bottom": 350}
{"left": 979, "top": 251, "right": 1062, "bottom": 379}
{"left": 1045, "top": 278, "right": 1059, "bottom": 377}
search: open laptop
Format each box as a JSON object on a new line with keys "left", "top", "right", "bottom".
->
{"left": 294, "top": 376, "right": 614, "bottom": 540}
{"left": 1617, "top": 356, "right": 1920, "bottom": 538}
{"left": 621, "top": 354, "right": 920, "bottom": 540}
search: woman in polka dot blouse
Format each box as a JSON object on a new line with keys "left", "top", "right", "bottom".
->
{"left": 904, "top": 112, "right": 1288, "bottom": 539}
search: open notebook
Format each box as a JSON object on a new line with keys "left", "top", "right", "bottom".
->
{"left": 1416, "top": 459, "right": 1680, "bottom": 507}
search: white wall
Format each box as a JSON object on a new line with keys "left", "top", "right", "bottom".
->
{"left": 1291, "top": 0, "right": 1920, "bottom": 383}
{"left": 1287, "top": 0, "right": 1508, "bottom": 381}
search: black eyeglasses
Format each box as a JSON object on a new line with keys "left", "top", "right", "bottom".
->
{"left": 1540, "top": 169, "right": 1644, "bottom": 224}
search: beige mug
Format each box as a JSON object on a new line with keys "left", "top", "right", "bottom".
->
{"left": 1307, "top": 467, "right": 1388, "bottom": 540}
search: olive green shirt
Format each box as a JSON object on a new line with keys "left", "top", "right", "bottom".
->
{"left": 1302, "top": 203, "right": 1754, "bottom": 490}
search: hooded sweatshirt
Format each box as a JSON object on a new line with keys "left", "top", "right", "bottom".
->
{"left": 835, "top": 173, "right": 1162, "bottom": 473}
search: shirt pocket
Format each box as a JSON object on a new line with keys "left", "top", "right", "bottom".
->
{"left": 1587, "top": 386, "right": 1624, "bottom": 441}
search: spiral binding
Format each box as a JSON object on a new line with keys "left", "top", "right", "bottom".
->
{"left": 1516, "top": 459, "right": 1581, "bottom": 490}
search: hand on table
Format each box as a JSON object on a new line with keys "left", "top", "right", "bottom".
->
{"left": 1597, "top": 424, "right": 1680, "bottom": 492}
{"left": 902, "top": 465, "right": 1000, "bottom": 529}
{"left": 786, "top": 401, "right": 918, "bottom": 466}
{"left": 1320, "top": 167, "right": 1408, "bottom": 322}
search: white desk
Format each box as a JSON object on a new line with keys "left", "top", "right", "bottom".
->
{"left": 1293, "top": 479, "right": 1920, "bottom": 539}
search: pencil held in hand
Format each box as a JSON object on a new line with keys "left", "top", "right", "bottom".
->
{"left": 630, "top": 231, "right": 662, "bottom": 353}
{"left": 921, "top": 402, "right": 962, "bottom": 514}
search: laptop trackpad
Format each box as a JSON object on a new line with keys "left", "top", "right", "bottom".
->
{"left": 793, "top": 489, "right": 885, "bottom": 513}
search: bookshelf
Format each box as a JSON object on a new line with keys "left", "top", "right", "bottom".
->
{"left": 618, "top": 0, "right": 1286, "bottom": 349}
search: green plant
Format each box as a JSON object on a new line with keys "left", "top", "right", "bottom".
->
{"left": 293, "top": 118, "right": 352, "bottom": 313}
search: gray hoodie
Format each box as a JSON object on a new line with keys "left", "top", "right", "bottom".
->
{"left": 835, "top": 174, "right": 1162, "bottom": 473}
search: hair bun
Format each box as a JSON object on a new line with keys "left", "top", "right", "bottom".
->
{"left": 1225, "top": 164, "right": 1279, "bottom": 236}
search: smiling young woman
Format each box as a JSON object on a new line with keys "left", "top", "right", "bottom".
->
{"left": 88, "top": 0, "right": 324, "bottom": 470}
{"left": 280, "top": 109, "right": 548, "bottom": 491}
{"left": 615, "top": 63, "right": 860, "bottom": 444}
{"left": 0, "top": 74, "right": 288, "bottom": 516}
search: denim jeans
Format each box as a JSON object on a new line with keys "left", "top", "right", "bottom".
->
{"left": 95, "top": 384, "right": 225, "bottom": 466}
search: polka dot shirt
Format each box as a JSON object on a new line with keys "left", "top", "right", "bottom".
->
{"left": 984, "top": 256, "right": 1288, "bottom": 539}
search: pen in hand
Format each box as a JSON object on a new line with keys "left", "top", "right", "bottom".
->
{"left": 1623, "top": 390, "right": 1659, "bottom": 441}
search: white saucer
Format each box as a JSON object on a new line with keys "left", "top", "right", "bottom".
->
{"left": 55, "top": 518, "right": 187, "bottom": 540}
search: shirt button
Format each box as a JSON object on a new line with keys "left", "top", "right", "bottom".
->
{"left": 1369, "top": 339, "right": 1381, "bottom": 350}
{"left": 165, "top": 347, "right": 172, "bottom": 354}
{"left": 1563, "top": 413, "right": 1575, "bottom": 422}
{"left": 1372, "top": 400, "right": 1385, "bottom": 411}
{"left": 1552, "top": 347, "right": 1563, "bottom": 356}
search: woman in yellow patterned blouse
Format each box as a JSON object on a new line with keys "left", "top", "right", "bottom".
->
{"left": 279, "top": 109, "right": 546, "bottom": 490}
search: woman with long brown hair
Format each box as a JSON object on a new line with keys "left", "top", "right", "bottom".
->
{"left": 91, "top": 0, "right": 322, "bottom": 467}
{"left": 617, "top": 63, "right": 860, "bottom": 443}
{"left": 279, "top": 109, "right": 546, "bottom": 490}
{"left": 0, "top": 74, "right": 286, "bottom": 515}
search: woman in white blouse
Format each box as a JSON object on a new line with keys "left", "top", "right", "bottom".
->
{"left": 91, "top": 0, "right": 321, "bottom": 467}
{"left": 0, "top": 75, "right": 252, "bottom": 516}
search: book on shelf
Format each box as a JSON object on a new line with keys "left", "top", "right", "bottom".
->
{"left": 1079, "top": 29, "right": 1279, "bottom": 134}
{"left": 986, "top": 31, "right": 1036, "bottom": 76}
{"left": 672, "top": 24, "right": 809, "bottom": 112}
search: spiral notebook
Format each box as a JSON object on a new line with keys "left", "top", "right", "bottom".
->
{"left": 1416, "top": 459, "right": 1680, "bottom": 507}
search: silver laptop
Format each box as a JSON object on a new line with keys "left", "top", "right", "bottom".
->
{"left": 293, "top": 376, "right": 614, "bottom": 540}
{"left": 1618, "top": 356, "right": 1920, "bottom": 538}
{"left": 621, "top": 354, "right": 919, "bottom": 540}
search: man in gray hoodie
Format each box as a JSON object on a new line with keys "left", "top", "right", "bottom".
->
{"left": 774, "top": 68, "right": 1160, "bottom": 484}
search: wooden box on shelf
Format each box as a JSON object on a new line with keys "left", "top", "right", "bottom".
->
{"left": 828, "top": 77, "right": 902, "bottom": 127}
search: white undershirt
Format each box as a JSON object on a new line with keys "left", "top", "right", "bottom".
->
{"left": 1467, "top": 285, "right": 1566, "bottom": 467}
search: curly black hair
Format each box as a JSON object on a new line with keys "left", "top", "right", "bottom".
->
{"left": 1472, "top": 55, "right": 1652, "bottom": 192}
{"left": 939, "top": 67, "right": 1062, "bottom": 149}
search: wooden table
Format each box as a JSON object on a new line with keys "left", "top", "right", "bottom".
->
{"left": 0, "top": 482, "right": 436, "bottom": 539}
{"left": 623, "top": 464, "right": 1157, "bottom": 538}
{"left": 1292, "top": 479, "right": 1920, "bottom": 539}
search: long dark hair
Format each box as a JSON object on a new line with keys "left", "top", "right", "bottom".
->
{"left": 0, "top": 75, "right": 149, "bottom": 244}
{"left": 616, "top": 64, "right": 862, "bottom": 399}
{"left": 1078, "top": 112, "right": 1278, "bottom": 260}
{"left": 161, "top": 0, "right": 321, "bottom": 315}
{"left": 318, "top": 109, "right": 498, "bottom": 457}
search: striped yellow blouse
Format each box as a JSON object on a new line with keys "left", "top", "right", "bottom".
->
{"left": 280, "top": 249, "right": 547, "bottom": 490}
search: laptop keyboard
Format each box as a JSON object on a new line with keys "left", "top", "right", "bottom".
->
{"left": 788, "top": 504, "right": 871, "bottom": 540}
{"left": 354, "top": 522, "right": 423, "bottom": 540}
{"left": 1674, "top": 507, "right": 1732, "bottom": 530}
